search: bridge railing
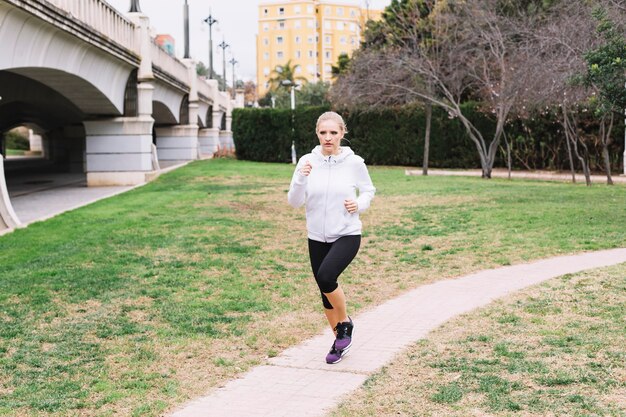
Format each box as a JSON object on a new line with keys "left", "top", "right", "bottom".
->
{"left": 151, "top": 41, "right": 190, "bottom": 86}
{"left": 198, "top": 78, "right": 215, "bottom": 101}
{"left": 47, "top": 0, "right": 139, "bottom": 54}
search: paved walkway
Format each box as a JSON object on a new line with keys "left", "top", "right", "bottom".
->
{"left": 406, "top": 168, "right": 626, "bottom": 184}
{"left": 170, "top": 248, "right": 626, "bottom": 417}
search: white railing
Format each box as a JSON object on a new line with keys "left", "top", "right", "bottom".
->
{"left": 151, "top": 40, "right": 190, "bottom": 85}
{"left": 198, "top": 78, "right": 215, "bottom": 100}
{"left": 47, "top": 0, "right": 139, "bottom": 54}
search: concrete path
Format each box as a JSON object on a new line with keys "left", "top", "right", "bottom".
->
{"left": 170, "top": 248, "right": 626, "bottom": 417}
{"left": 406, "top": 168, "right": 626, "bottom": 184}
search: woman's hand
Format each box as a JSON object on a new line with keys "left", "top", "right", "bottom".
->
{"left": 344, "top": 199, "right": 358, "bottom": 214}
{"left": 300, "top": 161, "right": 312, "bottom": 176}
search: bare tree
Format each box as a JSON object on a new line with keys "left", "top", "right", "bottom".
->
{"left": 335, "top": 0, "right": 542, "bottom": 178}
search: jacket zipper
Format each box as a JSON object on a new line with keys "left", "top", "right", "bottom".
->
{"left": 322, "top": 156, "right": 332, "bottom": 242}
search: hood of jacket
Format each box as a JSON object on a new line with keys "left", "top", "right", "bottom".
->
{"left": 311, "top": 145, "right": 355, "bottom": 164}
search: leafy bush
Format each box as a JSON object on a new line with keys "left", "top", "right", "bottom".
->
{"left": 232, "top": 104, "right": 624, "bottom": 172}
{"left": 4, "top": 130, "right": 30, "bottom": 151}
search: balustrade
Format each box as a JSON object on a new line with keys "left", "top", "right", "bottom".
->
{"left": 47, "top": 0, "right": 140, "bottom": 54}
{"left": 151, "top": 40, "right": 190, "bottom": 86}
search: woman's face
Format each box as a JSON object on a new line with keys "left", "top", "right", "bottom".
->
{"left": 316, "top": 119, "right": 344, "bottom": 156}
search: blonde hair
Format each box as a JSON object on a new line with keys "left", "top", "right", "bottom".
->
{"left": 316, "top": 111, "right": 348, "bottom": 135}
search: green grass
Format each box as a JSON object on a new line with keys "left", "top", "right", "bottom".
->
{"left": 1, "top": 159, "right": 625, "bottom": 416}
{"left": 334, "top": 265, "right": 626, "bottom": 417}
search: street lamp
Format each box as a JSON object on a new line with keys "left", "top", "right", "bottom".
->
{"left": 229, "top": 58, "right": 238, "bottom": 98}
{"left": 203, "top": 11, "right": 218, "bottom": 79}
{"left": 183, "top": 0, "right": 190, "bottom": 59}
{"left": 281, "top": 80, "right": 297, "bottom": 164}
{"left": 218, "top": 39, "right": 229, "bottom": 92}
{"left": 281, "top": 80, "right": 295, "bottom": 111}
{"left": 129, "top": 0, "right": 141, "bottom": 12}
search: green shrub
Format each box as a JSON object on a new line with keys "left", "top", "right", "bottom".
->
{"left": 4, "top": 130, "right": 30, "bottom": 151}
{"left": 232, "top": 104, "right": 625, "bottom": 172}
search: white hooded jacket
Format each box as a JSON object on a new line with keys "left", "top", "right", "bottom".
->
{"left": 288, "top": 146, "right": 376, "bottom": 243}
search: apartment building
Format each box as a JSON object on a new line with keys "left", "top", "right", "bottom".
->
{"left": 256, "top": 0, "right": 382, "bottom": 97}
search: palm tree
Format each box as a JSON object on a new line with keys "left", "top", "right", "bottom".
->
{"left": 268, "top": 60, "right": 307, "bottom": 91}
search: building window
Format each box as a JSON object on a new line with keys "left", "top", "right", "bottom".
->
{"left": 325, "top": 64, "right": 332, "bottom": 73}
{"left": 277, "top": 36, "right": 284, "bottom": 44}
{"left": 277, "top": 51, "right": 284, "bottom": 59}
{"left": 294, "top": 5, "right": 301, "bottom": 14}
{"left": 295, "top": 66, "right": 302, "bottom": 73}
{"left": 278, "top": 21, "right": 285, "bottom": 29}
{"left": 296, "top": 50, "right": 301, "bottom": 58}
{"left": 264, "top": 52, "right": 269, "bottom": 60}
{"left": 263, "top": 23, "right": 269, "bottom": 31}
{"left": 324, "top": 21, "right": 331, "bottom": 30}
{"left": 263, "top": 37, "right": 269, "bottom": 45}
{"left": 340, "top": 36, "right": 346, "bottom": 44}
{"left": 308, "top": 50, "right": 314, "bottom": 58}
{"left": 337, "top": 21, "right": 344, "bottom": 30}
{"left": 325, "top": 51, "right": 331, "bottom": 59}
{"left": 337, "top": 7, "right": 343, "bottom": 16}
{"left": 295, "top": 19, "right": 301, "bottom": 28}
{"left": 263, "top": 8, "right": 268, "bottom": 16}
{"left": 307, "top": 19, "right": 315, "bottom": 28}
{"left": 324, "top": 6, "right": 331, "bottom": 15}
{"left": 264, "top": 67, "right": 270, "bottom": 76}
{"left": 279, "top": 7, "right": 284, "bottom": 15}
{"left": 307, "top": 64, "right": 315, "bottom": 74}
{"left": 307, "top": 5, "right": 314, "bottom": 13}
{"left": 350, "top": 9, "right": 357, "bottom": 17}
{"left": 350, "top": 23, "right": 356, "bottom": 32}
{"left": 325, "top": 36, "right": 331, "bottom": 44}
{"left": 308, "top": 36, "right": 314, "bottom": 44}
{"left": 295, "top": 36, "right": 301, "bottom": 43}
{"left": 351, "top": 37, "right": 357, "bottom": 45}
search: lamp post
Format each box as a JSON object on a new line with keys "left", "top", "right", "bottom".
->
{"left": 129, "top": 0, "right": 141, "bottom": 12}
{"left": 229, "top": 58, "right": 238, "bottom": 98}
{"left": 183, "top": 0, "right": 190, "bottom": 59}
{"left": 218, "top": 39, "right": 229, "bottom": 92}
{"left": 203, "top": 11, "right": 218, "bottom": 79}
{"left": 281, "top": 80, "right": 297, "bottom": 164}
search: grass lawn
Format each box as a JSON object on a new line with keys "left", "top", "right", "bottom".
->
{"left": 333, "top": 264, "right": 626, "bottom": 417}
{"left": 0, "top": 158, "right": 625, "bottom": 416}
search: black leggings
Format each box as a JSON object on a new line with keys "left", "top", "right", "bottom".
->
{"left": 308, "top": 235, "right": 361, "bottom": 309}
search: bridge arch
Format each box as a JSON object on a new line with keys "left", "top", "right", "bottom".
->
{"left": 0, "top": 2, "right": 132, "bottom": 115}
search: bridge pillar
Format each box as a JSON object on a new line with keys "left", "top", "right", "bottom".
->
{"left": 198, "top": 128, "right": 219, "bottom": 158}
{"left": 155, "top": 125, "right": 199, "bottom": 167}
{"left": 0, "top": 156, "right": 21, "bottom": 231}
{"left": 84, "top": 117, "right": 155, "bottom": 186}
{"left": 220, "top": 113, "right": 234, "bottom": 152}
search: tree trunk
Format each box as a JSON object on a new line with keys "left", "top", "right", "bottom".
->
{"left": 422, "top": 101, "right": 432, "bottom": 176}
{"left": 600, "top": 113, "right": 614, "bottom": 185}
{"left": 564, "top": 125, "right": 576, "bottom": 184}
{"left": 562, "top": 105, "right": 591, "bottom": 186}
{"left": 502, "top": 131, "right": 512, "bottom": 180}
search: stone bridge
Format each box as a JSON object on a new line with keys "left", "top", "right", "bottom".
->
{"left": 0, "top": 0, "right": 241, "bottom": 231}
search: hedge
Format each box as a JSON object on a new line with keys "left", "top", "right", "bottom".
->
{"left": 232, "top": 104, "right": 624, "bottom": 173}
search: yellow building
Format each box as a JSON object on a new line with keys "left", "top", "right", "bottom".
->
{"left": 256, "top": 0, "right": 382, "bottom": 98}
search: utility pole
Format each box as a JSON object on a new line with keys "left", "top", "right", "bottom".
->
{"left": 218, "top": 39, "right": 229, "bottom": 92}
{"left": 229, "top": 58, "right": 238, "bottom": 98}
{"left": 183, "top": 0, "right": 190, "bottom": 59}
{"left": 129, "top": 0, "right": 141, "bottom": 12}
{"left": 203, "top": 11, "right": 218, "bottom": 79}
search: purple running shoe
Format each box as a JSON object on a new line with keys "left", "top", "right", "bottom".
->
{"left": 334, "top": 317, "right": 354, "bottom": 351}
{"left": 326, "top": 341, "right": 349, "bottom": 364}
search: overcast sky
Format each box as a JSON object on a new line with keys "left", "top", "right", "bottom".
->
{"left": 105, "top": 0, "right": 391, "bottom": 82}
